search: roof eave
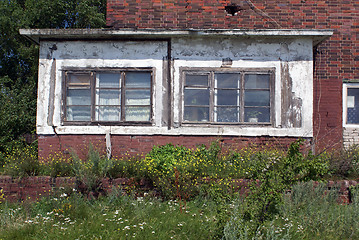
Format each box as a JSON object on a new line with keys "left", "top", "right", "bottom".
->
{"left": 19, "top": 28, "right": 333, "bottom": 46}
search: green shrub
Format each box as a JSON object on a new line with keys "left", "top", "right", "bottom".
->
{"left": 109, "top": 157, "right": 142, "bottom": 179}
{"left": 0, "top": 188, "right": 4, "bottom": 204}
{"left": 71, "top": 144, "right": 113, "bottom": 198}
{"left": 40, "top": 152, "right": 73, "bottom": 177}
{"left": 222, "top": 140, "right": 330, "bottom": 238}
{"left": 140, "top": 143, "right": 199, "bottom": 199}
{"left": 2, "top": 141, "right": 39, "bottom": 177}
{"left": 328, "top": 144, "right": 359, "bottom": 179}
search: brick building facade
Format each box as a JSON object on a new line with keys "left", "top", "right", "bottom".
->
{"left": 21, "top": 0, "right": 358, "bottom": 159}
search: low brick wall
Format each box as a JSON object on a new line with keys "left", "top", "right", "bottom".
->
{"left": 0, "top": 176, "right": 357, "bottom": 204}
{"left": 0, "top": 176, "right": 152, "bottom": 202}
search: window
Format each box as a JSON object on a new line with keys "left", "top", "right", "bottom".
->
{"left": 64, "top": 70, "right": 152, "bottom": 123}
{"left": 344, "top": 83, "right": 359, "bottom": 125}
{"left": 182, "top": 70, "right": 273, "bottom": 124}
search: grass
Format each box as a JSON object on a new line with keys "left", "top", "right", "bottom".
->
{"left": 224, "top": 181, "right": 359, "bottom": 240}
{"left": 1, "top": 182, "right": 359, "bottom": 240}
{"left": 0, "top": 189, "right": 218, "bottom": 240}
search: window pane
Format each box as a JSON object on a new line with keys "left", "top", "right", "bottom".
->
{"left": 99, "top": 73, "right": 120, "bottom": 88}
{"left": 95, "top": 106, "right": 120, "bottom": 121}
{"left": 244, "top": 90, "right": 270, "bottom": 106}
{"left": 245, "top": 74, "right": 270, "bottom": 89}
{"left": 66, "top": 106, "right": 91, "bottom": 121}
{"left": 184, "top": 89, "right": 209, "bottom": 106}
{"left": 186, "top": 74, "right": 208, "bottom": 86}
{"left": 347, "top": 88, "right": 359, "bottom": 124}
{"left": 244, "top": 107, "right": 270, "bottom": 123}
{"left": 125, "top": 72, "right": 151, "bottom": 88}
{"left": 216, "top": 90, "right": 238, "bottom": 106}
{"left": 67, "top": 89, "right": 91, "bottom": 105}
{"left": 125, "top": 106, "right": 151, "bottom": 121}
{"left": 216, "top": 107, "right": 239, "bottom": 122}
{"left": 216, "top": 73, "right": 239, "bottom": 88}
{"left": 68, "top": 74, "right": 90, "bottom": 85}
{"left": 184, "top": 107, "right": 209, "bottom": 121}
{"left": 125, "top": 90, "right": 151, "bottom": 105}
{"left": 97, "top": 89, "right": 120, "bottom": 105}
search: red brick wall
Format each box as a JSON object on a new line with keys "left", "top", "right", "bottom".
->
{"left": 38, "top": 134, "right": 301, "bottom": 160}
{"left": 0, "top": 176, "right": 148, "bottom": 202}
{"left": 0, "top": 176, "right": 356, "bottom": 204}
{"left": 106, "top": 0, "right": 359, "bottom": 150}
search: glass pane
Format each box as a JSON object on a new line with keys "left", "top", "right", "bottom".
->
{"left": 68, "top": 74, "right": 90, "bottom": 85}
{"left": 216, "top": 107, "right": 239, "bottom": 122}
{"left": 125, "top": 72, "right": 151, "bottom": 88}
{"left": 97, "top": 89, "right": 120, "bottom": 105}
{"left": 244, "top": 107, "right": 270, "bottom": 123}
{"left": 347, "top": 88, "right": 359, "bottom": 124}
{"left": 244, "top": 90, "right": 270, "bottom": 106}
{"left": 216, "top": 90, "right": 238, "bottom": 106}
{"left": 99, "top": 73, "right": 120, "bottom": 88}
{"left": 66, "top": 106, "right": 91, "bottom": 121}
{"left": 67, "top": 89, "right": 91, "bottom": 105}
{"left": 125, "top": 106, "right": 151, "bottom": 121}
{"left": 216, "top": 73, "right": 240, "bottom": 88}
{"left": 184, "top": 89, "right": 209, "bottom": 106}
{"left": 95, "top": 106, "right": 120, "bottom": 121}
{"left": 125, "top": 90, "right": 151, "bottom": 105}
{"left": 186, "top": 74, "right": 208, "bottom": 86}
{"left": 245, "top": 74, "right": 270, "bottom": 89}
{"left": 184, "top": 107, "right": 209, "bottom": 122}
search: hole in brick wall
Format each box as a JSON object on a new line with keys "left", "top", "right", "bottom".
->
{"left": 225, "top": 3, "right": 243, "bottom": 16}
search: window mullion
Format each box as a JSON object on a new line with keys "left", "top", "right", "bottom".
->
{"left": 120, "top": 72, "right": 125, "bottom": 122}
{"left": 240, "top": 72, "right": 245, "bottom": 122}
{"left": 91, "top": 72, "right": 95, "bottom": 122}
{"left": 210, "top": 72, "right": 214, "bottom": 122}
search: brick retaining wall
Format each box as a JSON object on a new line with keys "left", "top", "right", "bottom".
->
{"left": 0, "top": 176, "right": 357, "bottom": 204}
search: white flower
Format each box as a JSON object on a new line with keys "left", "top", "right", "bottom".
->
{"left": 60, "top": 193, "right": 67, "bottom": 198}
{"left": 124, "top": 226, "right": 130, "bottom": 230}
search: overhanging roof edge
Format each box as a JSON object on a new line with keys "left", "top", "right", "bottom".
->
{"left": 19, "top": 28, "right": 334, "bottom": 45}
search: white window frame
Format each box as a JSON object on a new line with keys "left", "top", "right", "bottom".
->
{"left": 343, "top": 83, "right": 359, "bottom": 127}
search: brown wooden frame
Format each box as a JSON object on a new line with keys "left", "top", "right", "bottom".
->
{"left": 180, "top": 67, "right": 275, "bottom": 126}
{"left": 62, "top": 67, "right": 154, "bottom": 126}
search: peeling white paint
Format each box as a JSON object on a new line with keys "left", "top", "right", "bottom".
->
{"left": 37, "top": 37, "right": 314, "bottom": 137}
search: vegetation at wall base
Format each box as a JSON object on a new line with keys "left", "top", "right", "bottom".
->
{"left": 1, "top": 181, "right": 359, "bottom": 239}
{"left": 1, "top": 140, "right": 359, "bottom": 238}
